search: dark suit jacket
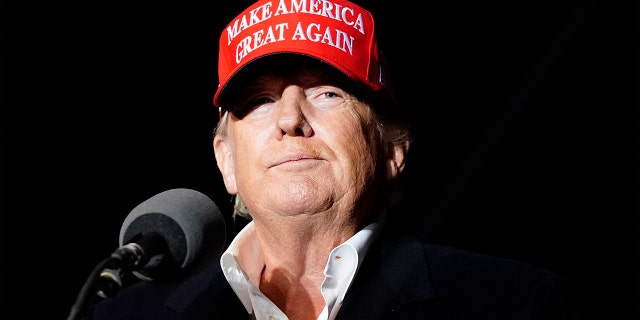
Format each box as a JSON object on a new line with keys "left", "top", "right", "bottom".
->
{"left": 87, "top": 231, "right": 581, "bottom": 319}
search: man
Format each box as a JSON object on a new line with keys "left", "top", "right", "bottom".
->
{"left": 88, "top": 0, "right": 580, "bottom": 319}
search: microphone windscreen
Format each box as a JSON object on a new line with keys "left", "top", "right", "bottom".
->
{"left": 119, "top": 188, "right": 226, "bottom": 278}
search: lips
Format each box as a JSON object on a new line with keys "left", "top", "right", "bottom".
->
{"left": 270, "top": 153, "right": 321, "bottom": 168}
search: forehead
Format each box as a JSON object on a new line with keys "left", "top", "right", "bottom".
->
{"left": 247, "top": 65, "right": 349, "bottom": 91}
{"left": 225, "top": 55, "right": 366, "bottom": 101}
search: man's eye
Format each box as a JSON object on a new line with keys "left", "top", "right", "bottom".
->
{"left": 322, "top": 91, "right": 339, "bottom": 98}
{"left": 231, "top": 96, "right": 273, "bottom": 117}
{"left": 306, "top": 87, "right": 342, "bottom": 100}
{"left": 247, "top": 97, "right": 273, "bottom": 108}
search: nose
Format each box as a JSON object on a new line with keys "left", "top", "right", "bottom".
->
{"left": 275, "top": 85, "right": 313, "bottom": 138}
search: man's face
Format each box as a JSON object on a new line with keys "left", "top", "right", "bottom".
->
{"left": 214, "top": 62, "right": 381, "bottom": 222}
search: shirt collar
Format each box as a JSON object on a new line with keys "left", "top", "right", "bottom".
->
{"left": 220, "top": 211, "right": 386, "bottom": 318}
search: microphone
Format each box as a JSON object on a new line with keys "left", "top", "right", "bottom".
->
{"left": 67, "top": 188, "right": 227, "bottom": 320}
{"left": 112, "top": 188, "right": 227, "bottom": 282}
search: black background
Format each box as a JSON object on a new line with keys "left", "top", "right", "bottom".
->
{"left": 1, "top": 1, "right": 638, "bottom": 319}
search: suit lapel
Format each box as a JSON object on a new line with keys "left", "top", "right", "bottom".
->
{"left": 336, "top": 234, "right": 435, "bottom": 319}
{"left": 164, "top": 254, "right": 247, "bottom": 319}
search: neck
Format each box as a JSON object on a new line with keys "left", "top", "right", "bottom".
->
{"left": 250, "top": 213, "right": 359, "bottom": 319}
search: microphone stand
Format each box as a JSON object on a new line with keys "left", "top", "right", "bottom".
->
{"left": 66, "top": 256, "right": 120, "bottom": 320}
{"left": 66, "top": 240, "right": 158, "bottom": 320}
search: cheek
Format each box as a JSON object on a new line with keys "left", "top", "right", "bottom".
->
{"left": 228, "top": 124, "right": 270, "bottom": 178}
{"left": 330, "top": 122, "right": 378, "bottom": 179}
{"left": 352, "top": 137, "right": 378, "bottom": 175}
{"left": 230, "top": 122, "right": 267, "bottom": 151}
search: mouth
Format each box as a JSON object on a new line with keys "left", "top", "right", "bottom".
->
{"left": 270, "top": 153, "right": 322, "bottom": 168}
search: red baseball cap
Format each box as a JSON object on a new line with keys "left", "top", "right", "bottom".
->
{"left": 213, "top": 0, "right": 387, "bottom": 110}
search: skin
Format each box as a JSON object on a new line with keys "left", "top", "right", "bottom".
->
{"left": 213, "top": 65, "right": 407, "bottom": 319}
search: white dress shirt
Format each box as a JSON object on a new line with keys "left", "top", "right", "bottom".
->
{"left": 220, "top": 214, "right": 384, "bottom": 320}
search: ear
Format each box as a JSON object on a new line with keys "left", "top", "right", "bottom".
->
{"left": 386, "top": 140, "right": 410, "bottom": 180}
{"left": 213, "top": 135, "right": 238, "bottom": 194}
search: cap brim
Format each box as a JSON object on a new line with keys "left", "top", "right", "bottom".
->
{"left": 215, "top": 52, "right": 370, "bottom": 111}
